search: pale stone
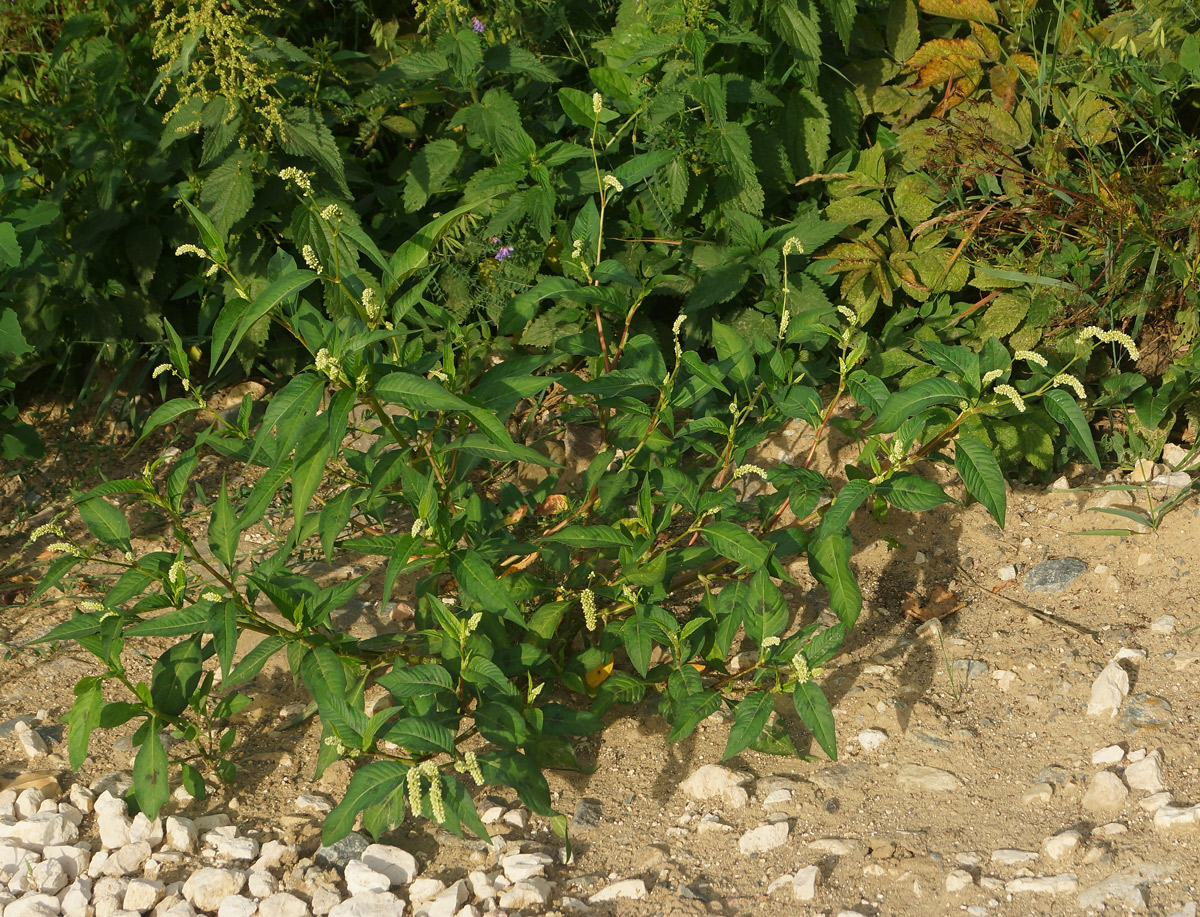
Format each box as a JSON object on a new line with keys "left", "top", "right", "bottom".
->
{"left": 1021, "top": 783, "right": 1054, "bottom": 805}
{"left": 94, "top": 793, "right": 133, "bottom": 850}
{"left": 4, "top": 812, "right": 79, "bottom": 848}
{"left": 479, "top": 807, "right": 504, "bottom": 825}
{"left": 1140, "top": 792, "right": 1172, "bottom": 813}
{"left": 467, "top": 871, "right": 496, "bottom": 901}
{"left": 16, "top": 788, "right": 46, "bottom": 819}
{"left": 991, "top": 849, "right": 1038, "bottom": 866}
{"left": 1092, "top": 745, "right": 1125, "bottom": 765}
{"left": 128, "top": 814, "right": 163, "bottom": 849}
{"left": 1078, "top": 871, "right": 1153, "bottom": 910}
{"left": 1151, "top": 615, "right": 1177, "bottom": 634}
{"left": 1006, "top": 874, "right": 1078, "bottom": 895}
{"left": 19, "top": 728, "right": 50, "bottom": 757}
{"left": 247, "top": 871, "right": 277, "bottom": 898}
{"left": 257, "top": 892, "right": 310, "bottom": 917}
{"left": 946, "top": 869, "right": 974, "bottom": 892}
{"left": 344, "top": 861, "right": 390, "bottom": 896}
{"left": 294, "top": 795, "right": 332, "bottom": 815}
{"left": 182, "top": 868, "right": 247, "bottom": 912}
{"left": 588, "top": 878, "right": 646, "bottom": 903}
{"left": 360, "top": 844, "right": 418, "bottom": 887}
{"left": 1043, "top": 830, "right": 1082, "bottom": 860}
{"left": 426, "top": 879, "right": 467, "bottom": 917}
{"left": 453, "top": 907, "right": 479, "bottom": 917}
{"left": 1088, "top": 661, "right": 1130, "bottom": 717}
{"left": 808, "top": 838, "right": 860, "bottom": 855}
{"left": 31, "top": 857, "right": 70, "bottom": 895}
{"left": 115, "top": 842, "right": 153, "bottom": 875}
{"left": 408, "top": 878, "right": 445, "bottom": 903}
{"left": 739, "top": 822, "right": 789, "bottom": 854}
{"left": 1125, "top": 751, "right": 1167, "bottom": 793}
{"left": 124, "top": 878, "right": 166, "bottom": 912}
{"left": 62, "top": 877, "right": 93, "bottom": 916}
{"left": 1155, "top": 803, "right": 1200, "bottom": 829}
{"left": 793, "top": 865, "right": 819, "bottom": 901}
{"left": 310, "top": 887, "right": 341, "bottom": 915}
{"left": 68, "top": 786, "right": 95, "bottom": 815}
{"left": 5, "top": 894, "right": 63, "bottom": 917}
{"left": 501, "top": 852, "right": 553, "bottom": 882}
{"left": 855, "top": 729, "right": 888, "bottom": 752}
{"left": 215, "top": 897, "right": 256, "bottom": 917}
{"left": 1082, "top": 771, "right": 1128, "bottom": 814}
{"left": 499, "top": 878, "right": 553, "bottom": 909}
{"left": 45, "top": 846, "right": 89, "bottom": 882}
{"left": 679, "top": 764, "right": 752, "bottom": 808}
{"left": 894, "top": 764, "right": 961, "bottom": 793}
{"left": 500, "top": 808, "right": 529, "bottom": 829}
{"left": 163, "top": 818, "right": 197, "bottom": 854}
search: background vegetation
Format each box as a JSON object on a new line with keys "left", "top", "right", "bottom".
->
{"left": 4, "top": 0, "right": 1199, "bottom": 843}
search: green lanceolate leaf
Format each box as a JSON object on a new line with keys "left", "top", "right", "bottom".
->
{"left": 1044, "top": 388, "right": 1101, "bottom": 469}
{"left": 77, "top": 496, "right": 132, "bottom": 554}
{"left": 876, "top": 472, "right": 956, "bottom": 511}
{"left": 211, "top": 268, "right": 317, "bottom": 372}
{"left": 377, "top": 663, "right": 454, "bottom": 698}
{"left": 816, "top": 478, "right": 874, "bottom": 539}
{"left": 872, "top": 377, "right": 965, "bottom": 434}
{"left": 209, "top": 479, "right": 238, "bottom": 570}
{"left": 667, "top": 688, "right": 722, "bottom": 742}
{"left": 324, "top": 761, "right": 409, "bottom": 845}
{"left": 702, "top": 521, "right": 769, "bottom": 569}
{"left": 67, "top": 677, "right": 103, "bottom": 769}
{"left": 225, "top": 635, "right": 289, "bottom": 688}
{"left": 793, "top": 680, "right": 837, "bottom": 760}
{"left": 723, "top": 691, "right": 774, "bottom": 760}
{"left": 451, "top": 550, "right": 522, "bottom": 623}
{"left": 808, "top": 531, "right": 862, "bottom": 629}
{"left": 743, "top": 569, "right": 787, "bottom": 645}
{"left": 132, "top": 720, "right": 170, "bottom": 816}
{"left": 955, "top": 435, "right": 1007, "bottom": 526}
{"left": 542, "top": 525, "right": 634, "bottom": 549}
{"left": 374, "top": 372, "right": 471, "bottom": 412}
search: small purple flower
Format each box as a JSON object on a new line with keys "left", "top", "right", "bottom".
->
{"left": 471, "top": 17, "right": 485, "bottom": 32}
{"left": 489, "top": 237, "right": 500, "bottom": 244}
{"left": 495, "top": 245, "right": 515, "bottom": 261}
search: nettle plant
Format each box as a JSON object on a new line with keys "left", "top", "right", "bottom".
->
{"left": 30, "top": 166, "right": 1102, "bottom": 846}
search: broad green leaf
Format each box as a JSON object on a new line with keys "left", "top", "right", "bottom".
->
{"left": 374, "top": 372, "right": 471, "bottom": 412}
{"left": 225, "top": 635, "right": 288, "bottom": 688}
{"left": 542, "top": 526, "right": 633, "bottom": 549}
{"left": 451, "top": 550, "right": 522, "bottom": 623}
{"left": 703, "top": 521, "right": 769, "bottom": 569}
{"left": 477, "top": 701, "right": 528, "bottom": 747}
{"left": 403, "top": 138, "right": 461, "bottom": 212}
{"left": 955, "top": 435, "right": 1007, "bottom": 526}
{"left": 793, "top": 681, "right": 837, "bottom": 760}
{"left": 816, "top": 479, "right": 875, "bottom": 538}
{"left": 67, "top": 677, "right": 103, "bottom": 769}
{"left": 127, "top": 605, "right": 210, "bottom": 637}
{"left": 135, "top": 395, "right": 202, "bottom": 444}
{"left": 323, "top": 761, "right": 408, "bottom": 845}
{"left": 620, "top": 612, "right": 653, "bottom": 677}
{"left": 0, "top": 227, "right": 22, "bottom": 271}
{"left": 667, "top": 688, "right": 722, "bottom": 742}
{"left": 377, "top": 663, "right": 454, "bottom": 697}
{"left": 873, "top": 377, "right": 965, "bottom": 433}
{"left": 280, "top": 106, "right": 349, "bottom": 195}
{"left": 389, "top": 196, "right": 494, "bottom": 283}
{"left": 201, "top": 153, "right": 254, "bottom": 238}
{"left": 876, "top": 472, "right": 956, "bottom": 511}
{"left": 742, "top": 570, "right": 787, "bottom": 645}
{"left": 212, "top": 268, "right": 316, "bottom": 372}
{"left": 77, "top": 497, "right": 131, "bottom": 553}
{"left": 1044, "top": 388, "right": 1101, "bottom": 469}
{"left": 133, "top": 722, "right": 170, "bottom": 816}
{"left": 381, "top": 717, "right": 458, "bottom": 755}
{"left": 180, "top": 198, "right": 226, "bottom": 264}
{"left": 808, "top": 531, "right": 862, "bottom": 629}
{"left": 723, "top": 691, "right": 774, "bottom": 760}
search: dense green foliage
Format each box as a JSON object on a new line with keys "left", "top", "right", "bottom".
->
{"left": 9, "top": 0, "right": 1200, "bottom": 844}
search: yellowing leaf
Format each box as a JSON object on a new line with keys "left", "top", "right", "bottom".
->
{"left": 585, "top": 657, "right": 614, "bottom": 689}
{"left": 918, "top": 0, "right": 998, "bottom": 24}
{"left": 932, "top": 71, "right": 980, "bottom": 116}
{"left": 904, "top": 38, "right": 988, "bottom": 72}
{"left": 969, "top": 22, "right": 1002, "bottom": 58}
{"left": 914, "top": 55, "right": 984, "bottom": 90}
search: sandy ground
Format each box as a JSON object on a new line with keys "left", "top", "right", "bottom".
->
{"left": 1, "top": 396, "right": 1199, "bottom": 917}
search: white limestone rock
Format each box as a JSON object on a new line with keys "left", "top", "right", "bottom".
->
{"left": 679, "top": 764, "right": 752, "bottom": 809}
{"left": 182, "top": 868, "right": 247, "bottom": 913}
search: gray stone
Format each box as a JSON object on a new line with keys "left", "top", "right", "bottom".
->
{"left": 946, "top": 869, "right": 974, "bottom": 892}
{"left": 895, "top": 764, "right": 961, "bottom": 793}
{"left": 1023, "top": 557, "right": 1087, "bottom": 593}
{"left": 502, "top": 852, "right": 553, "bottom": 882}
{"left": 588, "top": 878, "right": 646, "bottom": 902}
{"left": 1121, "top": 694, "right": 1174, "bottom": 731}
{"left": 1078, "top": 872, "right": 1152, "bottom": 910}
{"left": 1125, "top": 751, "right": 1167, "bottom": 793}
{"left": 182, "top": 868, "right": 247, "bottom": 912}
{"left": 949, "top": 659, "right": 988, "bottom": 683}
{"left": 991, "top": 849, "right": 1038, "bottom": 866}
{"left": 1154, "top": 803, "right": 1200, "bottom": 829}
{"left": 313, "top": 833, "right": 369, "bottom": 870}
{"left": 570, "top": 798, "right": 601, "bottom": 830}
{"left": 0, "top": 715, "right": 37, "bottom": 737}
{"left": 1043, "top": 830, "right": 1083, "bottom": 860}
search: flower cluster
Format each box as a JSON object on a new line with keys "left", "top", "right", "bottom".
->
{"left": 168, "top": 561, "right": 188, "bottom": 585}
{"left": 790, "top": 652, "right": 812, "bottom": 684}
{"left": 1013, "top": 350, "right": 1048, "bottom": 368}
{"left": 454, "top": 750, "right": 484, "bottom": 785}
{"left": 362, "top": 287, "right": 380, "bottom": 322}
{"left": 319, "top": 204, "right": 342, "bottom": 222}
{"left": 407, "top": 761, "right": 445, "bottom": 822}
{"left": 733, "top": 464, "right": 766, "bottom": 480}
{"left": 301, "top": 245, "right": 322, "bottom": 273}
{"left": 782, "top": 237, "right": 805, "bottom": 256}
{"left": 175, "top": 244, "right": 207, "bottom": 258}
{"left": 1052, "top": 373, "right": 1086, "bottom": 399}
{"left": 471, "top": 16, "right": 484, "bottom": 32}
{"left": 410, "top": 518, "right": 427, "bottom": 538}
{"left": 1077, "top": 326, "right": 1140, "bottom": 361}
{"left": 993, "top": 384, "right": 1027, "bottom": 413}
{"left": 202, "top": 591, "right": 223, "bottom": 602}
{"left": 602, "top": 174, "right": 623, "bottom": 193}
{"left": 28, "top": 523, "right": 65, "bottom": 542}
{"left": 581, "top": 588, "right": 597, "bottom": 631}
{"left": 278, "top": 168, "right": 313, "bottom": 193}
{"left": 592, "top": 92, "right": 602, "bottom": 114}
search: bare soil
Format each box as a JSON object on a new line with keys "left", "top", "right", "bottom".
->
{"left": 2, "top": 392, "right": 1199, "bottom": 917}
